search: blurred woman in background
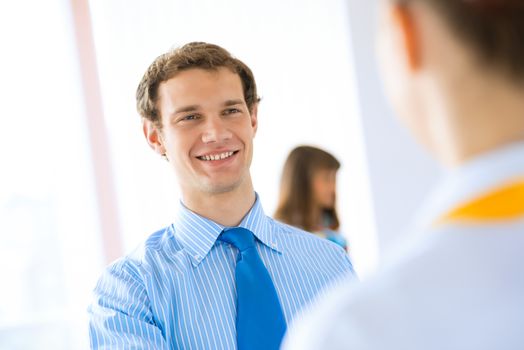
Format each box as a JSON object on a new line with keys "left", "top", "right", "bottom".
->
{"left": 274, "top": 145, "right": 348, "bottom": 251}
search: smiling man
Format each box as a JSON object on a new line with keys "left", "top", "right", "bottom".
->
{"left": 88, "top": 42, "right": 355, "bottom": 350}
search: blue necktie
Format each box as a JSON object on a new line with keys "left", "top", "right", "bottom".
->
{"left": 219, "top": 227, "right": 287, "bottom": 350}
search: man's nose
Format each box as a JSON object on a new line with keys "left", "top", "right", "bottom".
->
{"left": 201, "top": 117, "right": 233, "bottom": 144}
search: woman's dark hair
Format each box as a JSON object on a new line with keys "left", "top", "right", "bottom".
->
{"left": 274, "top": 146, "right": 341, "bottom": 232}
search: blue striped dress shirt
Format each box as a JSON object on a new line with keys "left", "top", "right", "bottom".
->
{"left": 88, "top": 194, "right": 355, "bottom": 349}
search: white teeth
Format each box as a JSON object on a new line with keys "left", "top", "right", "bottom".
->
{"left": 200, "top": 151, "right": 234, "bottom": 161}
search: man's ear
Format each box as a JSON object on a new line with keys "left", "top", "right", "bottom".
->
{"left": 142, "top": 119, "right": 166, "bottom": 156}
{"left": 249, "top": 103, "right": 259, "bottom": 136}
{"left": 391, "top": 4, "right": 421, "bottom": 71}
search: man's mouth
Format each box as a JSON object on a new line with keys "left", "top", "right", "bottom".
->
{"left": 197, "top": 150, "right": 238, "bottom": 161}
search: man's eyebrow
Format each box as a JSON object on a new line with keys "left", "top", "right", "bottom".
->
{"left": 223, "top": 99, "right": 244, "bottom": 107}
{"left": 171, "top": 100, "right": 244, "bottom": 116}
{"left": 173, "top": 105, "right": 199, "bottom": 115}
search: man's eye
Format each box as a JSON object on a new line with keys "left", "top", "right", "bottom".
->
{"left": 181, "top": 114, "right": 199, "bottom": 121}
{"left": 224, "top": 108, "right": 240, "bottom": 115}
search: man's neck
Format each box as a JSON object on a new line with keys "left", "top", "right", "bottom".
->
{"left": 429, "top": 74, "right": 524, "bottom": 167}
{"left": 181, "top": 182, "right": 257, "bottom": 227}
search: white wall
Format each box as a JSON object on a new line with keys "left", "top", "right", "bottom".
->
{"left": 0, "top": 0, "right": 103, "bottom": 348}
{"left": 345, "top": 0, "right": 442, "bottom": 254}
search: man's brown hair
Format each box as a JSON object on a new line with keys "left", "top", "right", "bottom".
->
{"left": 396, "top": 0, "right": 524, "bottom": 81}
{"left": 136, "top": 42, "right": 260, "bottom": 127}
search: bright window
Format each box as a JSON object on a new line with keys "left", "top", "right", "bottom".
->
{"left": 0, "top": 1, "right": 102, "bottom": 348}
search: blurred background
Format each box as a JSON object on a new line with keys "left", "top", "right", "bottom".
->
{"left": 0, "top": 0, "right": 440, "bottom": 348}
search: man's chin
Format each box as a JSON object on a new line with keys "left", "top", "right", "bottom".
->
{"left": 202, "top": 180, "right": 242, "bottom": 195}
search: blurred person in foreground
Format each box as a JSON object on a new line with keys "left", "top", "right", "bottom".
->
{"left": 87, "top": 42, "right": 355, "bottom": 349}
{"left": 274, "top": 145, "right": 349, "bottom": 251}
{"left": 283, "top": 0, "right": 524, "bottom": 349}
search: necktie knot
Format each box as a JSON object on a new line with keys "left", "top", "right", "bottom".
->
{"left": 219, "top": 227, "right": 256, "bottom": 252}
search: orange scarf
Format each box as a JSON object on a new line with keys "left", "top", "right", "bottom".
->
{"left": 436, "top": 178, "right": 524, "bottom": 226}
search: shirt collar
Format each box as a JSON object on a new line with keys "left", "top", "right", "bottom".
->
{"left": 173, "top": 192, "right": 281, "bottom": 266}
{"left": 412, "top": 141, "right": 524, "bottom": 231}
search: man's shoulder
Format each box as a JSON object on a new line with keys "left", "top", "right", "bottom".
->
{"left": 269, "top": 218, "right": 351, "bottom": 267}
{"left": 107, "top": 224, "right": 183, "bottom": 276}
{"left": 271, "top": 218, "right": 343, "bottom": 250}
{"left": 130, "top": 225, "right": 177, "bottom": 258}
{"left": 285, "top": 225, "right": 524, "bottom": 350}
{"left": 282, "top": 242, "right": 432, "bottom": 350}
{"left": 270, "top": 219, "right": 306, "bottom": 237}
{"left": 270, "top": 218, "right": 342, "bottom": 249}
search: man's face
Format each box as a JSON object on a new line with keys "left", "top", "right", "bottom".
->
{"left": 149, "top": 67, "right": 258, "bottom": 198}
